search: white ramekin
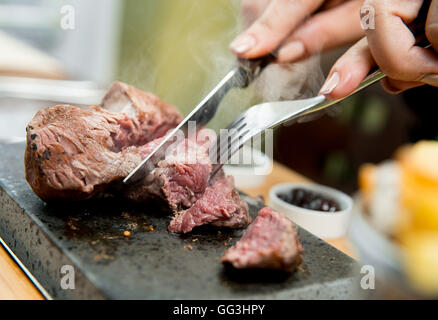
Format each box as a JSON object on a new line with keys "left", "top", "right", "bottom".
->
{"left": 269, "top": 182, "right": 353, "bottom": 239}
{"left": 223, "top": 146, "right": 272, "bottom": 189}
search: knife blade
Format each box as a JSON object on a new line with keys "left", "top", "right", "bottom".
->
{"left": 123, "top": 56, "right": 274, "bottom": 184}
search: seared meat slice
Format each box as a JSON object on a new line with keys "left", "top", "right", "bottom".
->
{"left": 124, "top": 129, "right": 215, "bottom": 211}
{"left": 24, "top": 80, "right": 250, "bottom": 232}
{"left": 221, "top": 207, "right": 303, "bottom": 272}
{"left": 168, "top": 176, "right": 251, "bottom": 233}
{"left": 25, "top": 105, "right": 140, "bottom": 201}
{"left": 125, "top": 130, "right": 251, "bottom": 231}
{"left": 102, "top": 81, "right": 182, "bottom": 143}
{"left": 25, "top": 82, "right": 182, "bottom": 202}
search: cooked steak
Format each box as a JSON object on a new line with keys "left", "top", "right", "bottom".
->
{"left": 168, "top": 176, "right": 251, "bottom": 233}
{"left": 25, "top": 81, "right": 250, "bottom": 233}
{"left": 123, "top": 129, "right": 215, "bottom": 211}
{"left": 126, "top": 131, "right": 251, "bottom": 232}
{"left": 102, "top": 81, "right": 183, "bottom": 143}
{"left": 25, "top": 82, "right": 182, "bottom": 202}
{"left": 221, "top": 207, "right": 303, "bottom": 272}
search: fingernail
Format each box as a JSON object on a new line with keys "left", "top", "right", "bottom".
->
{"left": 230, "top": 34, "right": 257, "bottom": 54}
{"left": 277, "top": 41, "right": 306, "bottom": 62}
{"left": 319, "top": 72, "right": 340, "bottom": 95}
{"left": 419, "top": 74, "right": 438, "bottom": 87}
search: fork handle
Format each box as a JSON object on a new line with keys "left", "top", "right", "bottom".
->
{"left": 307, "top": 0, "right": 432, "bottom": 115}
{"left": 234, "top": 0, "right": 430, "bottom": 90}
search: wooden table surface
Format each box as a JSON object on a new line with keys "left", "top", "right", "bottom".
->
{"left": 0, "top": 161, "right": 356, "bottom": 300}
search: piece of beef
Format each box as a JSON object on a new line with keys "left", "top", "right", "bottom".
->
{"left": 221, "top": 207, "right": 303, "bottom": 272}
{"left": 168, "top": 176, "right": 251, "bottom": 233}
{"left": 25, "top": 81, "right": 249, "bottom": 234}
{"left": 25, "top": 82, "right": 182, "bottom": 202}
{"left": 25, "top": 105, "right": 138, "bottom": 201}
{"left": 123, "top": 129, "right": 252, "bottom": 235}
{"left": 102, "top": 81, "right": 182, "bottom": 143}
{"left": 123, "top": 129, "right": 216, "bottom": 211}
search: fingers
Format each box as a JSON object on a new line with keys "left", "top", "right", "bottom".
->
{"left": 321, "top": 40, "right": 425, "bottom": 98}
{"left": 230, "top": 0, "right": 324, "bottom": 59}
{"left": 380, "top": 77, "right": 424, "bottom": 94}
{"left": 320, "top": 0, "right": 349, "bottom": 10}
{"left": 365, "top": 0, "right": 438, "bottom": 81}
{"left": 426, "top": 0, "right": 438, "bottom": 52}
{"left": 277, "top": 0, "right": 365, "bottom": 62}
{"left": 321, "top": 0, "right": 438, "bottom": 100}
{"left": 319, "top": 38, "right": 375, "bottom": 100}
{"left": 321, "top": 39, "right": 426, "bottom": 99}
{"left": 241, "top": 0, "right": 271, "bottom": 27}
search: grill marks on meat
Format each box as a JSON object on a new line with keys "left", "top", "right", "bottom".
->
{"left": 25, "top": 82, "right": 182, "bottom": 202}
{"left": 221, "top": 207, "right": 303, "bottom": 272}
{"left": 168, "top": 176, "right": 251, "bottom": 233}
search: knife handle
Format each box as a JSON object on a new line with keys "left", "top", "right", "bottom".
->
{"left": 236, "top": 54, "right": 276, "bottom": 88}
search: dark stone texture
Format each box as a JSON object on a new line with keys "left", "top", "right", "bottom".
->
{"left": 0, "top": 142, "right": 359, "bottom": 299}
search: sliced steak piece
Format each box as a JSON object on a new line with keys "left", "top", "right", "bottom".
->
{"left": 25, "top": 105, "right": 139, "bottom": 201}
{"left": 102, "top": 81, "right": 182, "bottom": 142}
{"left": 123, "top": 128, "right": 216, "bottom": 211}
{"left": 25, "top": 82, "right": 182, "bottom": 202}
{"left": 24, "top": 80, "right": 249, "bottom": 228}
{"left": 221, "top": 207, "right": 303, "bottom": 272}
{"left": 168, "top": 176, "right": 251, "bottom": 233}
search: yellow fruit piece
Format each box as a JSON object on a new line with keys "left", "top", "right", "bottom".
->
{"left": 400, "top": 141, "right": 438, "bottom": 231}
{"left": 358, "top": 163, "right": 376, "bottom": 210}
{"left": 400, "top": 141, "right": 438, "bottom": 182}
{"left": 400, "top": 231, "right": 438, "bottom": 296}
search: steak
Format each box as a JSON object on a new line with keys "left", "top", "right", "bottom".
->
{"left": 126, "top": 131, "right": 251, "bottom": 232}
{"left": 123, "top": 129, "right": 215, "bottom": 211}
{"left": 221, "top": 207, "right": 303, "bottom": 272}
{"left": 25, "top": 82, "right": 182, "bottom": 202}
{"left": 25, "top": 81, "right": 250, "bottom": 232}
{"left": 168, "top": 176, "right": 251, "bottom": 233}
{"left": 102, "top": 81, "right": 183, "bottom": 144}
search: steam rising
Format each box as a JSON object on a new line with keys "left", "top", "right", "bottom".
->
{"left": 118, "top": 0, "right": 327, "bottom": 130}
{"left": 254, "top": 56, "right": 324, "bottom": 101}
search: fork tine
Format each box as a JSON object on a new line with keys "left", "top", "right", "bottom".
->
{"left": 227, "top": 129, "right": 256, "bottom": 160}
{"left": 210, "top": 127, "right": 259, "bottom": 179}
{"left": 225, "top": 112, "right": 246, "bottom": 130}
{"left": 210, "top": 127, "right": 238, "bottom": 165}
{"left": 209, "top": 109, "right": 252, "bottom": 178}
{"left": 215, "top": 127, "right": 251, "bottom": 166}
{"left": 218, "top": 127, "right": 244, "bottom": 165}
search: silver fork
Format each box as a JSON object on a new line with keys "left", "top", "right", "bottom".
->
{"left": 209, "top": 69, "right": 386, "bottom": 178}
{"left": 209, "top": 3, "right": 432, "bottom": 178}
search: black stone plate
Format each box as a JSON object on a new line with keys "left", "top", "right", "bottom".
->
{"left": 0, "top": 142, "right": 358, "bottom": 299}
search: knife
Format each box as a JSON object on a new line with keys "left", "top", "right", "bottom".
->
{"left": 123, "top": 55, "right": 275, "bottom": 184}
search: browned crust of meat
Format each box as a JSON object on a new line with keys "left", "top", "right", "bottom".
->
{"left": 25, "top": 82, "right": 183, "bottom": 203}
{"left": 101, "top": 81, "right": 183, "bottom": 141}
{"left": 25, "top": 105, "right": 141, "bottom": 202}
{"left": 221, "top": 207, "right": 303, "bottom": 272}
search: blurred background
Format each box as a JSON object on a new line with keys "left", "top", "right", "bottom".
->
{"left": 1, "top": 0, "right": 437, "bottom": 194}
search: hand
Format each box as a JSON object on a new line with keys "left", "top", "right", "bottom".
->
{"left": 320, "top": 0, "right": 438, "bottom": 99}
{"left": 230, "top": 0, "right": 365, "bottom": 63}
